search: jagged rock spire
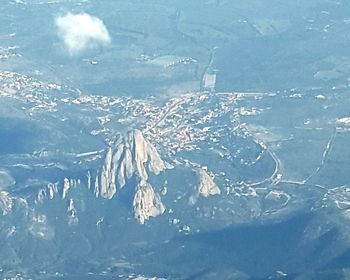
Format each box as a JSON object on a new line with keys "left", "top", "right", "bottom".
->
{"left": 97, "top": 129, "right": 169, "bottom": 223}
{"left": 133, "top": 182, "right": 166, "bottom": 224}
{"left": 98, "top": 129, "right": 169, "bottom": 199}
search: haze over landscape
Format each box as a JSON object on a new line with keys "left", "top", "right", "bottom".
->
{"left": 2, "top": 0, "right": 350, "bottom": 279}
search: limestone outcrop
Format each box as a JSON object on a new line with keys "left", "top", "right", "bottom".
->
{"left": 198, "top": 168, "right": 221, "bottom": 197}
{"left": 96, "top": 129, "right": 168, "bottom": 223}
{"left": 98, "top": 129, "right": 169, "bottom": 200}
{"left": 133, "top": 182, "right": 166, "bottom": 224}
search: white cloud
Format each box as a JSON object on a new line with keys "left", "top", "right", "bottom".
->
{"left": 55, "top": 12, "right": 111, "bottom": 54}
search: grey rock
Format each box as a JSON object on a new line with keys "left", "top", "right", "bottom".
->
{"left": 133, "top": 182, "right": 166, "bottom": 224}
{"left": 0, "top": 191, "right": 13, "bottom": 216}
{"left": 198, "top": 168, "right": 221, "bottom": 197}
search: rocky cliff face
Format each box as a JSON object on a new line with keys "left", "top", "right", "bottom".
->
{"left": 34, "top": 129, "right": 170, "bottom": 224}
{"left": 0, "top": 191, "right": 13, "bottom": 216}
{"left": 198, "top": 168, "right": 221, "bottom": 197}
{"left": 31, "top": 129, "right": 228, "bottom": 227}
{"left": 99, "top": 129, "right": 169, "bottom": 199}
{"left": 133, "top": 182, "right": 166, "bottom": 224}
{"left": 189, "top": 168, "right": 221, "bottom": 206}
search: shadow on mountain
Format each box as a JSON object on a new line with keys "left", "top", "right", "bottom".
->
{"left": 138, "top": 211, "right": 349, "bottom": 279}
{"left": 0, "top": 118, "right": 40, "bottom": 155}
